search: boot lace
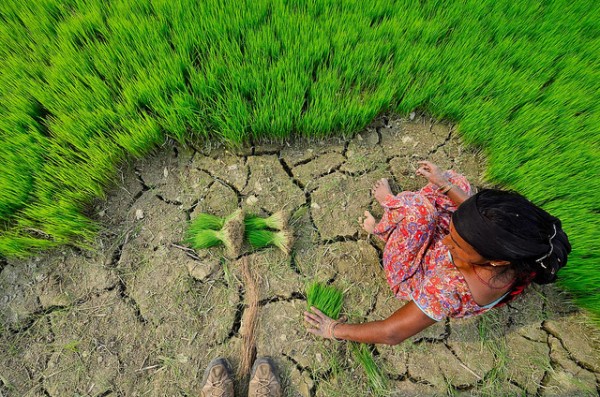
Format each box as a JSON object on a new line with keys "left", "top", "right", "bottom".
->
{"left": 206, "top": 379, "right": 229, "bottom": 397}
{"left": 254, "top": 379, "right": 273, "bottom": 397}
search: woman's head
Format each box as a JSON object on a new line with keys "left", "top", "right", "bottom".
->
{"left": 451, "top": 189, "right": 571, "bottom": 284}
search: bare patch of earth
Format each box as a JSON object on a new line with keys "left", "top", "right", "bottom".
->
{"left": 1, "top": 115, "right": 599, "bottom": 397}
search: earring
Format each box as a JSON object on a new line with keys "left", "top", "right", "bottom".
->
{"left": 490, "top": 263, "right": 497, "bottom": 267}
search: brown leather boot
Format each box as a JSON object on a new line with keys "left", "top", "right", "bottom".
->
{"left": 248, "top": 357, "right": 281, "bottom": 397}
{"left": 201, "top": 358, "right": 234, "bottom": 397}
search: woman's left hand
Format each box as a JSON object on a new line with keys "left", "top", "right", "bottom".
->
{"left": 416, "top": 160, "right": 448, "bottom": 187}
{"left": 304, "top": 307, "right": 340, "bottom": 339}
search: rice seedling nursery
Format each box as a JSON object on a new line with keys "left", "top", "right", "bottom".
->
{"left": 1, "top": 0, "right": 599, "bottom": 394}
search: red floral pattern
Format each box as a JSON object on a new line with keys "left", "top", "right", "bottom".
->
{"left": 374, "top": 171, "right": 497, "bottom": 321}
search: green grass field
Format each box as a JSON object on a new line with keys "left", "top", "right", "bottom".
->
{"left": 1, "top": 0, "right": 598, "bottom": 320}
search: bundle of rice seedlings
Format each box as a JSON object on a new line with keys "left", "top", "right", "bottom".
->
{"left": 185, "top": 209, "right": 245, "bottom": 258}
{"left": 349, "top": 342, "right": 387, "bottom": 395}
{"left": 305, "top": 281, "right": 343, "bottom": 320}
{"left": 246, "top": 229, "right": 294, "bottom": 255}
{"left": 244, "top": 211, "right": 288, "bottom": 231}
{"left": 187, "top": 213, "right": 225, "bottom": 236}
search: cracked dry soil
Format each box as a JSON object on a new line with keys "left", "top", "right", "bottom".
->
{"left": 1, "top": 115, "right": 599, "bottom": 397}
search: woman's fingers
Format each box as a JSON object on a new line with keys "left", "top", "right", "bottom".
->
{"left": 417, "top": 167, "right": 431, "bottom": 177}
{"left": 310, "top": 306, "right": 326, "bottom": 318}
{"left": 304, "top": 311, "right": 320, "bottom": 324}
{"left": 306, "top": 328, "right": 319, "bottom": 335}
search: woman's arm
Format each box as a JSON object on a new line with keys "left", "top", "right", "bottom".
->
{"left": 304, "top": 301, "right": 437, "bottom": 345}
{"left": 416, "top": 160, "right": 469, "bottom": 206}
{"left": 444, "top": 184, "right": 469, "bottom": 206}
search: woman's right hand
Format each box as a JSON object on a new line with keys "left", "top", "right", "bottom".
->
{"left": 416, "top": 161, "right": 448, "bottom": 187}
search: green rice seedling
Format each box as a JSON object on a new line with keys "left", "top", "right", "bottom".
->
{"left": 186, "top": 229, "right": 223, "bottom": 250}
{"left": 187, "top": 213, "right": 225, "bottom": 236}
{"left": 244, "top": 211, "right": 288, "bottom": 231}
{"left": 246, "top": 229, "right": 294, "bottom": 255}
{"left": 305, "top": 282, "right": 343, "bottom": 320}
{"left": 349, "top": 342, "right": 388, "bottom": 395}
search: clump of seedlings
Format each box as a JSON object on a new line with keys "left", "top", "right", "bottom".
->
{"left": 185, "top": 209, "right": 245, "bottom": 258}
{"left": 244, "top": 211, "right": 288, "bottom": 231}
{"left": 187, "top": 213, "right": 225, "bottom": 232}
{"left": 186, "top": 210, "right": 293, "bottom": 257}
{"left": 246, "top": 229, "right": 294, "bottom": 255}
{"left": 244, "top": 211, "right": 293, "bottom": 255}
{"left": 349, "top": 342, "right": 387, "bottom": 395}
{"left": 305, "top": 281, "right": 387, "bottom": 395}
{"left": 306, "top": 281, "right": 343, "bottom": 319}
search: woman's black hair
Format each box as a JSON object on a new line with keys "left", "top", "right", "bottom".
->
{"left": 453, "top": 189, "right": 571, "bottom": 286}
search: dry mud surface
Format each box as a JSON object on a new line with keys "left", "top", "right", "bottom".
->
{"left": 1, "top": 115, "right": 599, "bottom": 396}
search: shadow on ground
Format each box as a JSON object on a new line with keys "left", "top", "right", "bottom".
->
{"left": 1, "top": 115, "right": 599, "bottom": 396}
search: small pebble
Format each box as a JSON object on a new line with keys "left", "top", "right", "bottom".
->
{"left": 135, "top": 209, "right": 144, "bottom": 220}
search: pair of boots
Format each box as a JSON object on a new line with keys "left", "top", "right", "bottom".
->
{"left": 201, "top": 357, "right": 281, "bottom": 397}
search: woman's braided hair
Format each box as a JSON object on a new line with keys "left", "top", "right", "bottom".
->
{"left": 473, "top": 189, "right": 571, "bottom": 295}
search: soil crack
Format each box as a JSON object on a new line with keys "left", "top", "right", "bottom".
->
{"left": 277, "top": 157, "right": 305, "bottom": 190}
{"left": 134, "top": 167, "right": 153, "bottom": 190}
{"left": 115, "top": 279, "right": 147, "bottom": 324}
{"left": 427, "top": 128, "right": 453, "bottom": 156}
{"left": 322, "top": 234, "right": 359, "bottom": 244}
{"left": 443, "top": 342, "right": 483, "bottom": 383}
{"left": 258, "top": 291, "right": 305, "bottom": 306}
{"left": 411, "top": 318, "right": 450, "bottom": 345}
{"left": 104, "top": 227, "right": 135, "bottom": 267}
{"left": 155, "top": 194, "right": 183, "bottom": 206}
{"left": 183, "top": 180, "right": 215, "bottom": 220}
{"left": 289, "top": 253, "right": 302, "bottom": 275}
{"left": 0, "top": 256, "right": 7, "bottom": 275}
{"left": 195, "top": 167, "right": 244, "bottom": 206}
{"left": 364, "top": 287, "right": 379, "bottom": 317}
{"left": 302, "top": 189, "right": 322, "bottom": 241}
{"left": 282, "top": 353, "right": 317, "bottom": 397}
{"left": 220, "top": 284, "right": 245, "bottom": 344}
{"left": 541, "top": 320, "right": 598, "bottom": 373}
